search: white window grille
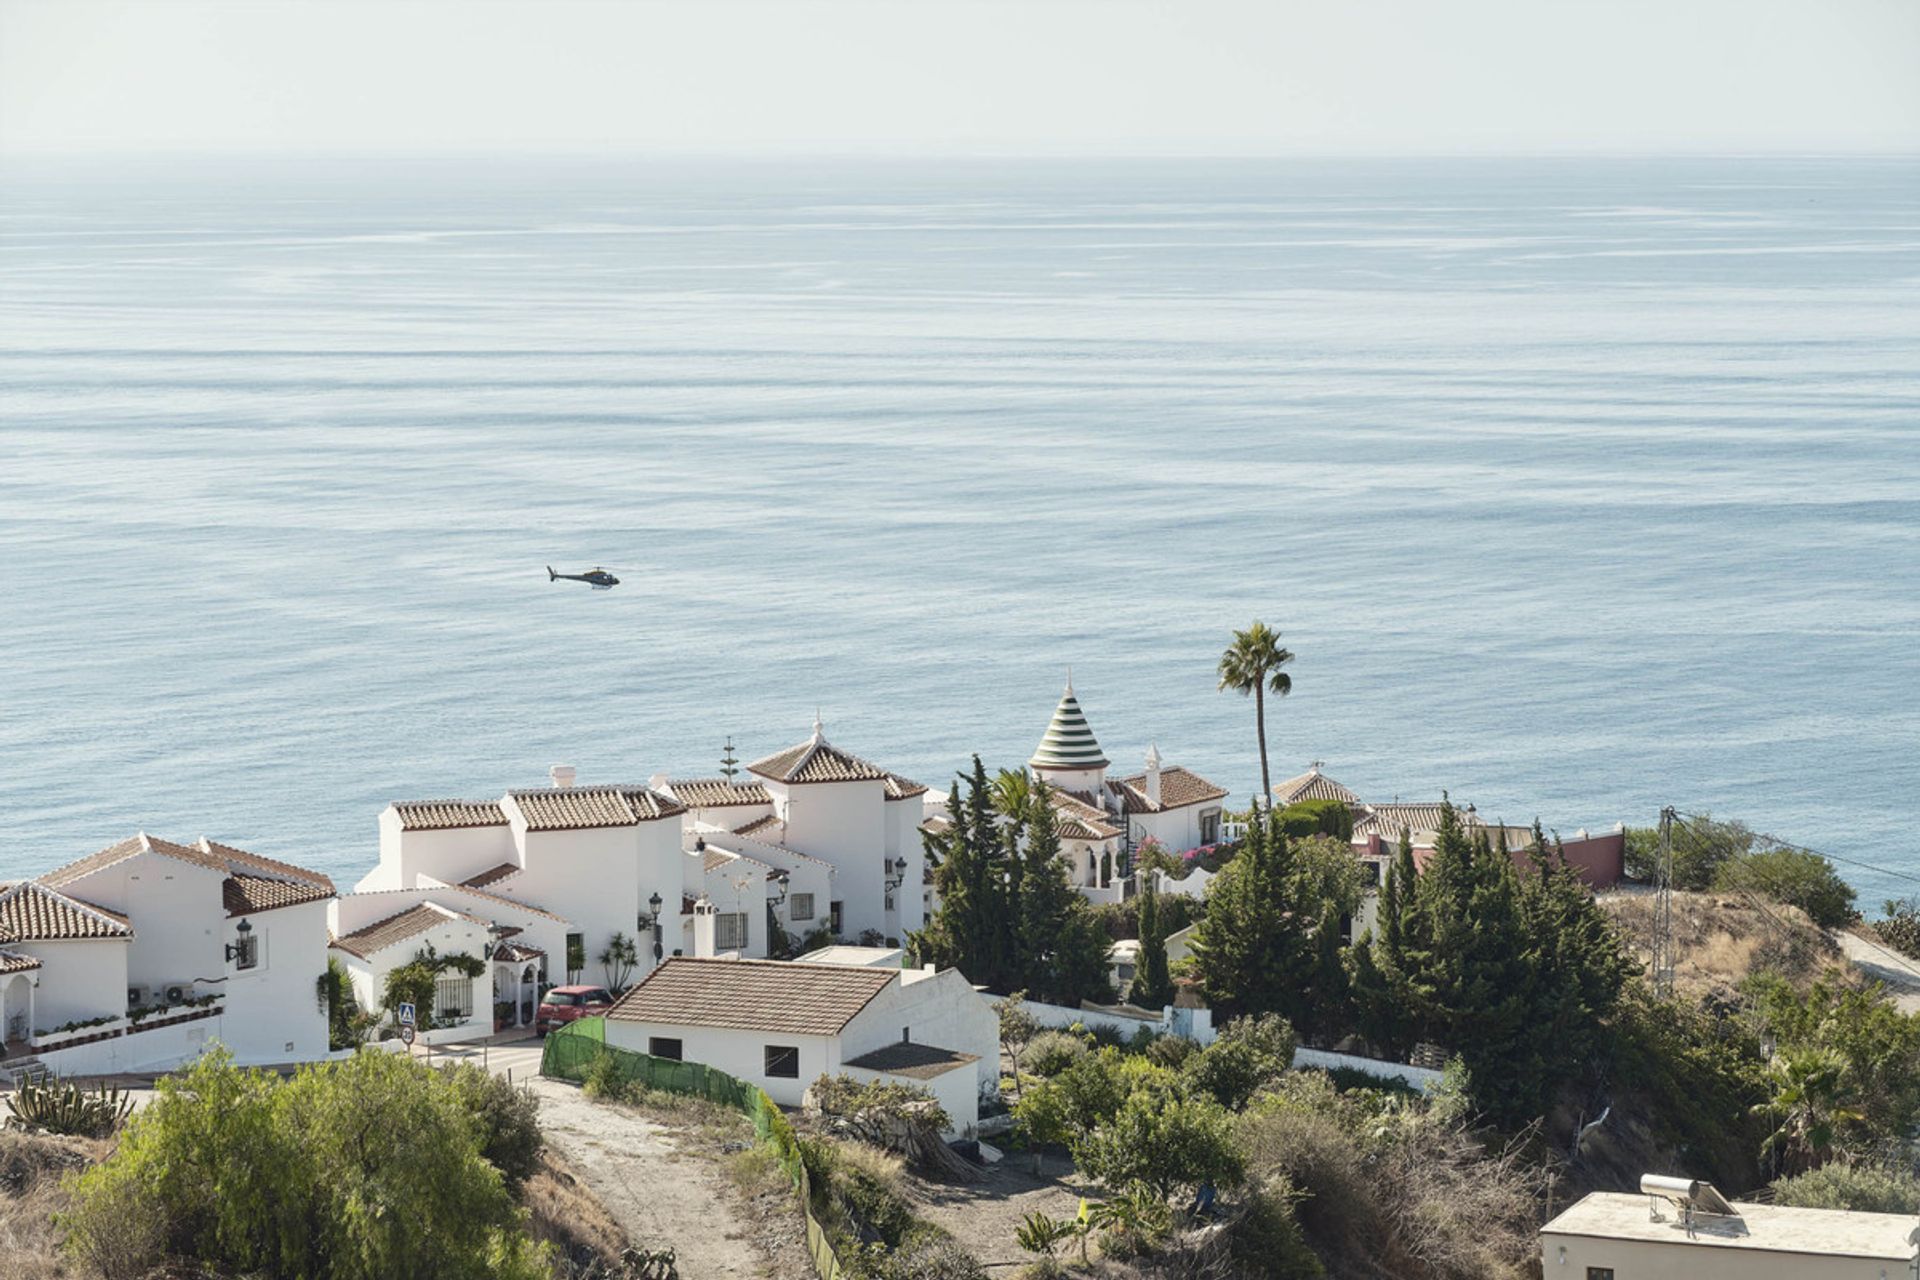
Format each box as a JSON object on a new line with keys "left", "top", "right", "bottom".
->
{"left": 715, "top": 912, "right": 749, "bottom": 950}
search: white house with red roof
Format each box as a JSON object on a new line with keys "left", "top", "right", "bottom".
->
{"left": 668, "top": 718, "right": 931, "bottom": 947}
{"left": 357, "top": 767, "right": 691, "bottom": 1000}
{"left": 601, "top": 956, "right": 997, "bottom": 1133}
{"left": 1025, "top": 680, "right": 1232, "bottom": 904}
{"left": 0, "top": 832, "right": 336, "bottom": 1076}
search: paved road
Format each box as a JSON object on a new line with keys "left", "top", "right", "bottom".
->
{"left": 1836, "top": 930, "right": 1920, "bottom": 1014}
{"left": 417, "top": 1034, "right": 546, "bottom": 1084}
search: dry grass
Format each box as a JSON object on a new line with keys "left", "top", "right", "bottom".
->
{"left": 0, "top": 1128, "right": 108, "bottom": 1280}
{"left": 523, "top": 1147, "right": 633, "bottom": 1278}
{"left": 1602, "top": 889, "right": 1838, "bottom": 999}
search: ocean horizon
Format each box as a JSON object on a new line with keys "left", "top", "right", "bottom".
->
{"left": 2, "top": 154, "right": 1916, "bottom": 904}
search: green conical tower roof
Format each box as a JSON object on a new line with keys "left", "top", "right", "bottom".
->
{"left": 1030, "top": 677, "right": 1109, "bottom": 772}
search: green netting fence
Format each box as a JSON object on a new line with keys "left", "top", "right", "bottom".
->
{"left": 542, "top": 1017, "right": 847, "bottom": 1280}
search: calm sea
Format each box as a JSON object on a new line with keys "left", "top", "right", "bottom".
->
{"left": 2, "top": 155, "right": 1916, "bottom": 904}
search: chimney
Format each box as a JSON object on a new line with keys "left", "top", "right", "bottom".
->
{"left": 549, "top": 764, "right": 576, "bottom": 789}
{"left": 1144, "top": 743, "right": 1162, "bottom": 808}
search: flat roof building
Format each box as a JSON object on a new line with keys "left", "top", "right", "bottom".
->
{"left": 1542, "top": 1187, "right": 1920, "bottom": 1280}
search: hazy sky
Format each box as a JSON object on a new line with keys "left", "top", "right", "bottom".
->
{"left": 3, "top": 0, "right": 1917, "bottom": 155}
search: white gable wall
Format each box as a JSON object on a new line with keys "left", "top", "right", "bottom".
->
{"left": 362, "top": 809, "right": 516, "bottom": 893}
{"left": 773, "top": 778, "right": 888, "bottom": 941}
{"left": 58, "top": 850, "right": 226, "bottom": 994}
{"left": 699, "top": 856, "right": 769, "bottom": 959}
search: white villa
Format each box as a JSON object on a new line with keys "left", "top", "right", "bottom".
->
{"left": 665, "top": 719, "right": 935, "bottom": 948}
{"left": 601, "top": 955, "right": 998, "bottom": 1134}
{"left": 1, "top": 833, "right": 336, "bottom": 1077}
{"left": 1026, "top": 680, "right": 1231, "bottom": 904}
{"left": 329, "top": 722, "right": 937, "bottom": 1038}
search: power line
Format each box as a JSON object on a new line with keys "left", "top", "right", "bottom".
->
{"left": 1674, "top": 810, "right": 1920, "bottom": 896}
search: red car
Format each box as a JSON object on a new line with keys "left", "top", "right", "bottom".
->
{"left": 535, "top": 984, "right": 615, "bottom": 1036}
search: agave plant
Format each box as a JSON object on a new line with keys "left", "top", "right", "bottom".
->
{"left": 1015, "top": 1209, "right": 1072, "bottom": 1259}
{"left": 5, "top": 1075, "right": 134, "bottom": 1137}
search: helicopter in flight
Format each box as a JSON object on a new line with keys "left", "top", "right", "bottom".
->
{"left": 547, "top": 565, "right": 620, "bottom": 590}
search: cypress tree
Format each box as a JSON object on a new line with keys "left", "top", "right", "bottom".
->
{"left": 1191, "top": 809, "right": 1313, "bottom": 1021}
{"left": 1130, "top": 880, "right": 1173, "bottom": 1010}
{"left": 1014, "top": 784, "right": 1083, "bottom": 1000}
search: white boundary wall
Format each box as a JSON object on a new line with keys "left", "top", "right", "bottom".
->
{"left": 985, "top": 993, "right": 1441, "bottom": 1090}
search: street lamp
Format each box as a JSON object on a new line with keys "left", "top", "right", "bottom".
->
{"left": 647, "top": 891, "right": 665, "bottom": 961}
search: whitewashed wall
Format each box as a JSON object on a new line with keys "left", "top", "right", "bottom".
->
{"left": 16, "top": 939, "right": 128, "bottom": 1029}
{"left": 602, "top": 1019, "right": 839, "bottom": 1107}
{"left": 221, "top": 900, "right": 332, "bottom": 1062}
{"left": 841, "top": 1061, "right": 980, "bottom": 1136}
{"left": 773, "top": 778, "right": 890, "bottom": 941}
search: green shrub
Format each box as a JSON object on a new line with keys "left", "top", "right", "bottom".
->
{"left": 1772, "top": 1162, "right": 1920, "bottom": 1213}
{"left": 1145, "top": 1034, "right": 1198, "bottom": 1069}
{"left": 438, "top": 1061, "right": 542, "bottom": 1189}
{"left": 59, "top": 1048, "right": 551, "bottom": 1280}
{"left": 1715, "top": 847, "right": 1857, "bottom": 929}
{"left": 1183, "top": 1013, "right": 1297, "bottom": 1111}
{"left": 1228, "top": 1176, "right": 1325, "bottom": 1278}
{"left": 1024, "top": 1029, "right": 1090, "bottom": 1077}
{"left": 1073, "top": 1089, "right": 1243, "bottom": 1199}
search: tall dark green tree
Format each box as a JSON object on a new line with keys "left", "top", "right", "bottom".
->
{"left": 913, "top": 756, "right": 1011, "bottom": 986}
{"left": 1129, "top": 879, "right": 1174, "bottom": 1010}
{"left": 1014, "top": 783, "right": 1087, "bottom": 1000}
{"left": 1189, "top": 809, "right": 1315, "bottom": 1022}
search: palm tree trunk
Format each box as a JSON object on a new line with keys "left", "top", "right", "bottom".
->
{"left": 1254, "top": 682, "right": 1271, "bottom": 806}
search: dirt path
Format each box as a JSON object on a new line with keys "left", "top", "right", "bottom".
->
{"left": 1836, "top": 930, "right": 1920, "bottom": 1014}
{"left": 530, "top": 1078, "right": 804, "bottom": 1280}
{"left": 909, "top": 1148, "right": 1095, "bottom": 1267}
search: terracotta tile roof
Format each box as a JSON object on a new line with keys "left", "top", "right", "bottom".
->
{"left": 41, "top": 832, "right": 221, "bottom": 887}
{"left": 606, "top": 957, "right": 896, "bottom": 1036}
{"left": 41, "top": 833, "right": 334, "bottom": 919}
{"left": 331, "top": 903, "right": 485, "bottom": 960}
{"left": 463, "top": 863, "right": 522, "bottom": 889}
{"left": 493, "top": 942, "right": 545, "bottom": 964}
{"left": 703, "top": 846, "right": 735, "bottom": 873}
{"left": 0, "top": 882, "right": 132, "bottom": 943}
{"left": 1108, "top": 767, "right": 1229, "bottom": 814}
{"left": 748, "top": 730, "right": 890, "bottom": 785}
{"left": 198, "top": 839, "right": 336, "bottom": 893}
{"left": 392, "top": 799, "right": 510, "bottom": 830}
{"left": 0, "top": 948, "right": 44, "bottom": 974}
{"left": 883, "top": 773, "right": 928, "bottom": 801}
{"left": 668, "top": 779, "right": 772, "bottom": 808}
{"left": 223, "top": 874, "right": 332, "bottom": 918}
{"left": 844, "top": 1041, "right": 980, "bottom": 1080}
{"left": 1273, "top": 768, "right": 1364, "bottom": 807}
{"left": 1049, "top": 791, "right": 1122, "bottom": 842}
{"left": 509, "top": 786, "right": 686, "bottom": 830}
{"left": 734, "top": 814, "right": 783, "bottom": 839}
{"left": 1353, "top": 802, "right": 1482, "bottom": 843}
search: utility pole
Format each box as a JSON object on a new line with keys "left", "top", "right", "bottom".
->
{"left": 720, "top": 736, "right": 739, "bottom": 784}
{"left": 1652, "top": 807, "right": 1675, "bottom": 997}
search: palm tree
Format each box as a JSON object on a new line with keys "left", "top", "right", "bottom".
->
{"left": 1217, "top": 621, "right": 1294, "bottom": 806}
{"left": 991, "top": 767, "right": 1038, "bottom": 824}
{"left": 1752, "top": 1046, "right": 1863, "bottom": 1173}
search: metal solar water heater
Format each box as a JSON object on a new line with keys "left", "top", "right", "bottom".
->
{"left": 1641, "top": 1173, "right": 1742, "bottom": 1238}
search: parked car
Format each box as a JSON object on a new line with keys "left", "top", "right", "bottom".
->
{"left": 535, "top": 984, "right": 615, "bottom": 1036}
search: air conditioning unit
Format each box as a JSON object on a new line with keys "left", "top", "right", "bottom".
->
{"left": 163, "top": 982, "right": 193, "bottom": 1004}
{"left": 127, "top": 985, "right": 149, "bottom": 1007}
